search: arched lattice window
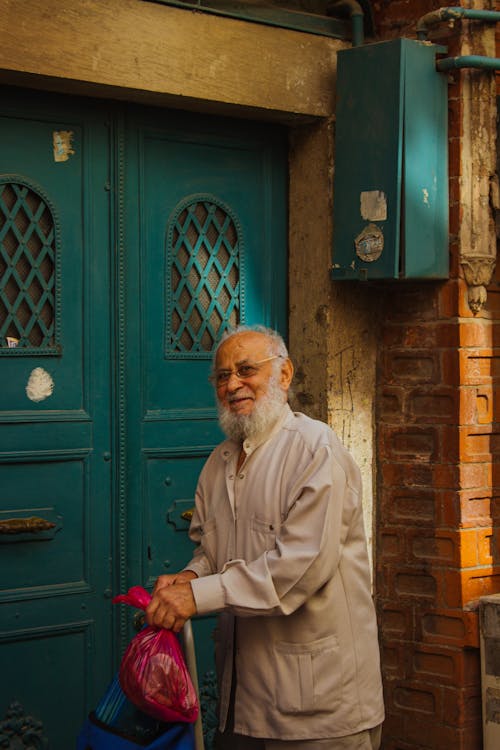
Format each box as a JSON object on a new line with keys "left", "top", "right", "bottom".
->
{"left": 166, "top": 195, "right": 244, "bottom": 356}
{"left": 0, "top": 178, "right": 58, "bottom": 353}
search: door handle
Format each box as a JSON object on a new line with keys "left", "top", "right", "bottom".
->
{"left": 181, "top": 508, "right": 195, "bottom": 522}
{"left": 0, "top": 516, "right": 56, "bottom": 534}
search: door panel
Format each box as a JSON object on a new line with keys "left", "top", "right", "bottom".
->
{"left": 124, "top": 109, "right": 287, "bottom": 741}
{"left": 0, "top": 90, "right": 112, "bottom": 748}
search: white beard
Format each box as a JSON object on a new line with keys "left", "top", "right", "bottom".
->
{"left": 218, "top": 376, "right": 286, "bottom": 442}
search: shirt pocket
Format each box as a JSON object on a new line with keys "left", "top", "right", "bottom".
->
{"left": 250, "top": 515, "right": 279, "bottom": 552}
{"left": 273, "top": 634, "right": 342, "bottom": 715}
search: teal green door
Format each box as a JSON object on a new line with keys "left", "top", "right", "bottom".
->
{"left": 0, "top": 91, "right": 287, "bottom": 748}
{"left": 122, "top": 107, "right": 287, "bottom": 745}
{"left": 0, "top": 89, "right": 113, "bottom": 748}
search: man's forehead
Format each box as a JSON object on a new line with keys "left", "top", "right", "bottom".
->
{"left": 216, "top": 332, "right": 270, "bottom": 365}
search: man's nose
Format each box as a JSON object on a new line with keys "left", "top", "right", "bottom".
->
{"left": 226, "top": 371, "right": 244, "bottom": 389}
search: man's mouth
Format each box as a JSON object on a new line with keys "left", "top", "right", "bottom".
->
{"left": 228, "top": 395, "right": 254, "bottom": 408}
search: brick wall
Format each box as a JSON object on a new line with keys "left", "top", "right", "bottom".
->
{"left": 371, "top": 1, "right": 500, "bottom": 748}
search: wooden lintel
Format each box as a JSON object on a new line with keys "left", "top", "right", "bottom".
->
{"left": 0, "top": 0, "right": 345, "bottom": 119}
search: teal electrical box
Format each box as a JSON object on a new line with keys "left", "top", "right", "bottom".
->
{"left": 332, "top": 38, "right": 449, "bottom": 280}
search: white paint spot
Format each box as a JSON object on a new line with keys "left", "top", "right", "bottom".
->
{"left": 53, "top": 130, "right": 75, "bottom": 162}
{"left": 360, "top": 190, "right": 387, "bottom": 221}
{"left": 422, "top": 188, "right": 430, "bottom": 206}
{"left": 26, "top": 368, "right": 54, "bottom": 402}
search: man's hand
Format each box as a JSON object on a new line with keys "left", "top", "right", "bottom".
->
{"left": 153, "top": 569, "right": 198, "bottom": 593}
{"left": 146, "top": 579, "right": 197, "bottom": 633}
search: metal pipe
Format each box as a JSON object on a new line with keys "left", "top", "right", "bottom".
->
{"left": 148, "top": 0, "right": 350, "bottom": 40}
{"left": 437, "top": 54, "right": 500, "bottom": 72}
{"left": 417, "top": 7, "right": 500, "bottom": 41}
{"left": 328, "top": 0, "right": 365, "bottom": 46}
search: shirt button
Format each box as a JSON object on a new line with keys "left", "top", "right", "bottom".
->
{"left": 228, "top": 474, "right": 234, "bottom": 480}
{"left": 239, "top": 473, "right": 244, "bottom": 479}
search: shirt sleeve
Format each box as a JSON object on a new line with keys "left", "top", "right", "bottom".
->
{"left": 190, "top": 444, "right": 363, "bottom": 617}
{"left": 181, "top": 487, "right": 215, "bottom": 580}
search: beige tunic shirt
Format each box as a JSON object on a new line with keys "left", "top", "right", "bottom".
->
{"left": 186, "top": 405, "right": 384, "bottom": 740}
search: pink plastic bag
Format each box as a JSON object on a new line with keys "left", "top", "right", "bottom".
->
{"left": 113, "top": 586, "right": 199, "bottom": 724}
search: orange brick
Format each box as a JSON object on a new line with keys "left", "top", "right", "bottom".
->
{"left": 437, "top": 279, "right": 459, "bottom": 318}
{"left": 477, "top": 527, "right": 500, "bottom": 565}
{"left": 459, "top": 320, "right": 494, "bottom": 347}
{"left": 442, "top": 684, "right": 482, "bottom": 729}
{"left": 420, "top": 608, "right": 479, "bottom": 648}
{"left": 402, "top": 710, "right": 463, "bottom": 749}
{"left": 382, "top": 642, "right": 408, "bottom": 680}
{"left": 459, "top": 385, "right": 493, "bottom": 426}
{"left": 459, "top": 489, "right": 493, "bottom": 527}
{"left": 459, "top": 461, "right": 492, "bottom": 489}
{"left": 434, "top": 462, "right": 460, "bottom": 489}
{"left": 448, "top": 136, "right": 461, "bottom": 181}
{"left": 448, "top": 243, "right": 461, "bottom": 279}
{"left": 394, "top": 570, "right": 437, "bottom": 601}
{"left": 380, "top": 605, "right": 413, "bottom": 639}
{"left": 440, "top": 424, "right": 460, "bottom": 461}
{"left": 410, "top": 530, "right": 458, "bottom": 565}
{"left": 448, "top": 174, "right": 460, "bottom": 204}
{"left": 381, "top": 461, "right": 434, "bottom": 488}
{"left": 409, "top": 388, "right": 457, "bottom": 423}
{"left": 387, "top": 489, "right": 435, "bottom": 526}
{"left": 459, "top": 348, "right": 500, "bottom": 385}
{"left": 459, "top": 529, "right": 480, "bottom": 568}
{"left": 441, "top": 349, "right": 461, "bottom": 386}
{"left": 442, "top": 569, "right": 463, "bottom": 608}
{"left": 379, "top": 530, "right": 405, "bottom": 558}
{"left": 485, "top": 286, "right": 500, "bottom": 317}
{"left": 413, "top": 644, "right": 480, "bottom": 689}
{"left": 437, "top": 489, "right": 461, "bottom": 527}
{"left": 462, "top": 568, "right": 500, "bottom": 605}
{"left": 393, "top": 681, "right": 438, "bottom": 714}
{"left": 413, "top": 646, "right": 457, "bottom": 684}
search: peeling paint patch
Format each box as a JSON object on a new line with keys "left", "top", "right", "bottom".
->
{"left": 53, "top": 130, "right": 75, "bottom": 162}
{"left": 355, "top": 223, "right": 384, "bottom": 262}
{"left": 422, "top": 188, "right": 430, "bottom": 206}
{"left": 360, "top": 190, "right": 387, "bottom": 221}
{"left": 26, "top": 367, "right": 54, "bottom": 402}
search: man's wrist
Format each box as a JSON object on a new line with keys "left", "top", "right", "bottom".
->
{"left": 181, "top": 569, "right": 199, "bottom": 581}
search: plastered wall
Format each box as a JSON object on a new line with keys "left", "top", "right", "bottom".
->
{"left": 288, "top": 118, "right": 381, "bottom": 551}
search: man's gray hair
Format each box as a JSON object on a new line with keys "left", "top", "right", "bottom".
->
{"left": 213, "top": 324, "right": 289, "bottom": 366}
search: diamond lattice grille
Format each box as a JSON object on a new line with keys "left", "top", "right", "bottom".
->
{"left": 169, "top": 200, "right": 241, "bottom": 353}
{"left": 0, "top": 182, "right": 55, "bottom": 349}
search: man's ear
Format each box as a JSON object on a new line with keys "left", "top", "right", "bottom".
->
{"left": 280, "top": 358, "right": 294, "bottom": 391}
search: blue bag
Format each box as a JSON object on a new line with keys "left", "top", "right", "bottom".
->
{"left": 77, "top": 712, "right": 195, "bottom": 750}
{"left": 76, "top": 672, "right": 196, "bottom": 750}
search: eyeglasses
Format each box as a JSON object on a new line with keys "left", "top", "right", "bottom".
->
{"left": 209, "top": 355, "right": 283, "bottom": 388}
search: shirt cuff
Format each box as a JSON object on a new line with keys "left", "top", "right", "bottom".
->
{"left": 190, "top": 573, "right": 225, "bottom": 615}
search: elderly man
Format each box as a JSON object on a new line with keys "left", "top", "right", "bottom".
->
{"left": 146, "top": 325, "right": 384, "bottom": 750}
